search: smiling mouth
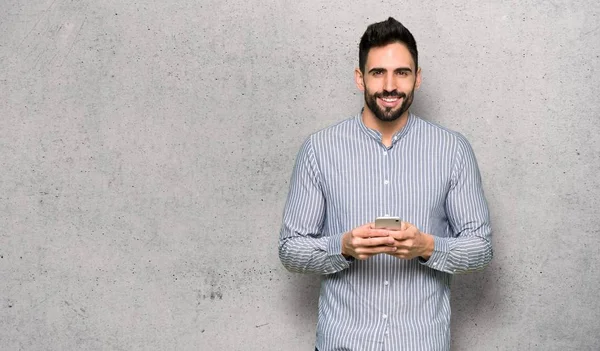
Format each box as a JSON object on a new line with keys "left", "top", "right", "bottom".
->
{"left": 378, "top": 96, "right": 402, "bottom": 107}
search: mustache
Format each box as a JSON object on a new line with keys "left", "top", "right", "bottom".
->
{"left": 374, "top": 91, "right": 407, "bottom": 99}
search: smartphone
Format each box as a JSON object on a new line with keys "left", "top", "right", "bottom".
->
{"left": 374, "top": 216, "right": 403, "bottom": 229}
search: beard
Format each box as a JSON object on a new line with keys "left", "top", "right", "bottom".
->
{"left": 364, "top": 84, "right": 415, "bottom": 122}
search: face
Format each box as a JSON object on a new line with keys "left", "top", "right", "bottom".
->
{"left": 355, "top": 42, "right": 421, "bottom": 122}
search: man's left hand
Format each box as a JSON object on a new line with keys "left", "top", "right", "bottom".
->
{"left": 385, "top": 221, "right": 434, "bottom": 260}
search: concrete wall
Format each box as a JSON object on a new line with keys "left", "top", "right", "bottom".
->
{"left": 1, "top": 0, "right": 599, "bottom": 350}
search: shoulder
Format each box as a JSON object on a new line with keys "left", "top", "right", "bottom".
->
{"left": 310, "top": 116, "right": 356, "bottom": 139}
{"left": 411, "top": 115, "right": 472, "bottom": 149}
{"left": 304, "top": 116, "right": 358, "bottom": 149}
{"left": 294, "top": 116, "right": 356, "bottom": 161}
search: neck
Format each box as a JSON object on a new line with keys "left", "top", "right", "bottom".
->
{"left": 361, "top": 107, "right": 410, "bottom": 147}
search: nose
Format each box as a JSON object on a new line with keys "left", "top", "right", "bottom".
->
{"left": 383, "top": 73, "right": 395, "bottom": 92}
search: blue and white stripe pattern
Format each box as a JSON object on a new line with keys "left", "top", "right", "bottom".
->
{"left": 279, "top": 111, "right": 493, "bottom": 351}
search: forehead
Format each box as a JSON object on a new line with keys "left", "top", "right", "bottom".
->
{"left": 365, "top": 42, "right": 415, "bottom": 70}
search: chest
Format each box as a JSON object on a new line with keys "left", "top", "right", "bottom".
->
{"left": 318, "top": 140, "right": 453, "bottom": 223}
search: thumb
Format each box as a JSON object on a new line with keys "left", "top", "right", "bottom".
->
{"left": 401, "top": 221, "right": 409, "bottom": 231}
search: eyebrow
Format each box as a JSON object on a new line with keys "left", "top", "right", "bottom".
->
{"left": 368, "top": 67, "right": 413, "bottom": 74}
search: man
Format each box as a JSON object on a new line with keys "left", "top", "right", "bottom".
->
{"left": 279, "top": 17, "right": 492, "bottom": 351}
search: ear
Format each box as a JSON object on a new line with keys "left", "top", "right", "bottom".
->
{"left": 415, "top": 67, "right": 422, "bottom": 90}
{"left": 354, "top": 68, "right": 365, "bottom": 92}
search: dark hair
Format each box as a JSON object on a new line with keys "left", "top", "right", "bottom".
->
{"left": 359, "top": 17, "right": 418, "bottom": 73}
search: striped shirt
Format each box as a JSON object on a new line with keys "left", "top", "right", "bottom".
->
{"left": 279, "top": 111, "right": 493, "bottom": 351}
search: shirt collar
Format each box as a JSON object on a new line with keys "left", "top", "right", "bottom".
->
{"left": 355, "top": 109, "right": 416, "bottom": 146}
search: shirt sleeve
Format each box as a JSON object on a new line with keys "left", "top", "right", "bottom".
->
{"left": 278, "top": 137, "right": 351, "bottom": 275}
{"left": 421, "top": 135, "right": 493, "bottom": 274}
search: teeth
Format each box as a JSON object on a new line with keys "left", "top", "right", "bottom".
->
{"left": 382, "top": 98, "right": 398, "bottom": 102}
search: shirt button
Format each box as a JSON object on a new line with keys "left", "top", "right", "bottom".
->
{"left": 384, "top": 180, "right": 389, "bottom": 185}
{"left": 385, "top": 330, "right": 389, "bottom": 335}
{"left": 382, "top": 314, "right": 388, "bottom": 319}
{"left": 384, "top": 281, "right": 389, "bottom": 286}
{"left": 383, "top": 151, "right": 388, "bottom": 156}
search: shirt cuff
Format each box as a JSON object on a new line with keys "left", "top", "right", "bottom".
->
{"left": 326, "top": 232, "right": 353, "bottom": 270}
{"left": 419, "top": 235, "right": 450, "bottom": 270}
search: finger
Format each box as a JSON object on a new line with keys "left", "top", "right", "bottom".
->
{"left": 390, "top": 224, "right": 421, "bottom": 239}
{"left": 351, "top": 236, "right": 391, "bottom": 248}
{"left": 370, "top": 228, "right": 397, "bottom": 237}
{"left": 356, "top": 222, "right": 375, "bottom": 230}
{"left": 394, "top": 248, "right": 416, "bottom": 258}
{"left": 401, "top": 221, "right": 420, "bottom": 233}
{"left": 388, "top": 230, "right": 410, "bottom": 241}
{"left": 392, "top": 239, "right": 414, "bottom": 250}
{"left": 352, "top": 228, "right": 391, "bottom": 238}
{"left": 386, "top": 246, "right": 419, "bottom": 258}
{"left": 359, "top": 236, "right": 395, "bottom": 247}
{"left": 356, "top": 245, "right": 397, "bottom": 255}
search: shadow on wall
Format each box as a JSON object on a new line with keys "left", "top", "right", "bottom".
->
{"left": 451, "top": 259, "right": 502, "bottom": 348}
{"left": 284, "top": 272, "right": 322, "bottom": 327}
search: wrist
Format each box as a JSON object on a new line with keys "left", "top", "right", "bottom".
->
{"left": 419, "top": 233, "right": 434, "bottom": 260}
{"left": 341, "top": 231, "right": 351, "bottom": 257}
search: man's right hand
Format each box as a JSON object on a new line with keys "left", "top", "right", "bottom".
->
{"left": 341, "top": 223, "right": 397, "bottom": 260}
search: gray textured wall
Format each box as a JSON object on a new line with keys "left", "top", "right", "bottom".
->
{"left": 1, "top": 0, "right": 599, "bottom": 350}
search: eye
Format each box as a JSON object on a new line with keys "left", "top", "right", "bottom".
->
{"left": 372, "top": 70, "right": 383, "bottom": 76}
{"left": 396, "top": 70, "right": 409, "bottom": 76}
